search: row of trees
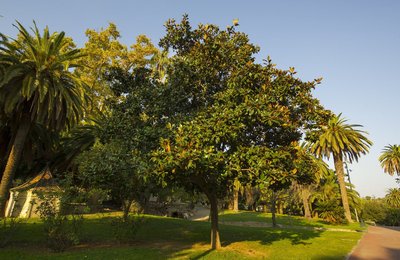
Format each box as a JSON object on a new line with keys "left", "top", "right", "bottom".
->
{"left": 1, "top": 16, "right": 397, "bottom": 250}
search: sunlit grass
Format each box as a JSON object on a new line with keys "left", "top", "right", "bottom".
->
{"left": 219, "top": 210, "right": 364, "bottom": 231}
{"left": 1, "top": 212, "right": 363, "bottom": 259}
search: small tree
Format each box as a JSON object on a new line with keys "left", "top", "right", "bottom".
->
{"left": 78, "top": 141, "right": 147, "bottom": 221}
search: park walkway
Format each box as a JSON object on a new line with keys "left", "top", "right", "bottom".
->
{"left": 347, "top": 226, "right": 400, "bottom": 260}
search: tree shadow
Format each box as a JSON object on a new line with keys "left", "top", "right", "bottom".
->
{"left": 189, "top": 249, "right": 213, "bottom": 259}
{"left": 385, "top": 247, "right": 400, "bottom": 259}
{"left": 2, "top": 214, "right": 355, "bottom": 259}
{"left": 347, "top": 247, "right": 400, "bottom": 260}
{"left": 219, "top": 224, "right": 322, "bottom": 247}
{"left": 219, "top": 211, "right": 327, "bottom": 229}
{"left": 381, "top": 225, "right": 400, "bottom": 232}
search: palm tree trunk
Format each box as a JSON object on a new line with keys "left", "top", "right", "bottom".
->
{"left": 208, "top": 192, "right": 221, "bottom": 250}
{"left": 0, "top": 117, "right": 31, "bottom": 217}
{"left": 301, "top": 186, "right": 312, "bottom": 219}
{"left": 333, "top": 154, "right": 353, "bottom": 223}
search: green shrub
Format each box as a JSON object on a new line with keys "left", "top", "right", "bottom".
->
{"left": 360, "top": 198, "right": 400, "bottom": 226}
{"left": 315, "top": 200, "right": 345, "bottom": 224}
{"left": 384, "top": 208, "right": 400, "bottom": 226}
{"left": 36, "top": 193, "right": 83, "bottom": 252}
{"left": 361, "top": 199, "right": 388, "bottom": 224}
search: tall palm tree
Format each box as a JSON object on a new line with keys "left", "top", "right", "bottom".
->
{"left": 309, "top": 114, "right": 372, "bottom": 223}
{"left": 379, "top": 144, "right": 400, "bottom": 176}
{"left": 0, "top": 22, "right": 87, "bottom": 216}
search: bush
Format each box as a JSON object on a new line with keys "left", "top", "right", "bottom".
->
{"left": 314, "top": 200, "right": 346, "bottom": 224}
{"left": 36, "top": 193, "right": 83, "bottom": 252}
{"left": 60, "top": 175, "right": 109, "bottom": 214}
{"left": 361, "top": 199, "right": 388, "bottom": 224}
{"left": 384, "top": 208, "right": 400, "bottom": 226}
{"left": 0, "top": 217, "right": 21, "bottom": 247}
{"left": 111, "top": 214, "right": 145, "bottom": 243}
{"left": 361, "top": 198, "right": 400, "bottom": 226}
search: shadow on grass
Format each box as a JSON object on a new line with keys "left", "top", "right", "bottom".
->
{"left": 219, "top": 211, "right": 362, "bottom": 230}
{"left": 219, "top": 211, "right": 327, "bottom": 227}
{"left": 381, "top": 225, "right": 400, "bottom": 231}
{"left": 219, "top": 223, "right": 321, "bottom": 247}
{"left": 1, "top": 214, "right": 326, "bottom": 259}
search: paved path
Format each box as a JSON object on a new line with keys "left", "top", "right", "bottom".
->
{"left": 347, "top": 226, "right": 400, "bottom": 260}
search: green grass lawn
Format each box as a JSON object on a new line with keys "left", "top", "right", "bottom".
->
{"left": 219, "top": 210, "right": 364, "bottom": 231}
{"left": 0, "top": 212, "right": 364, "bottom": 259}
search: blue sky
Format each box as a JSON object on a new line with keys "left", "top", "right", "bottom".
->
{"left": 1, "top": 0, "right": 399, "bottom": 197}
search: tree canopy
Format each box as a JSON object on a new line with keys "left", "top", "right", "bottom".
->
{"left": 153, "top": 15, "right": 328, "bottom": 249}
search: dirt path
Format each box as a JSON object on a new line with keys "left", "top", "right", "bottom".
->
{"left": 347, "top": 226, "right": 400, "bottom": 260}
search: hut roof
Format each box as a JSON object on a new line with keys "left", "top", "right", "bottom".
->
{"left": 10, "top": 167, "right": 57, "bottom": 191}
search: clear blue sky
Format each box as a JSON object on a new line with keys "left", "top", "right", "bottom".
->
{"left": 1, "top": 0, "right": 399, "bottom": 197}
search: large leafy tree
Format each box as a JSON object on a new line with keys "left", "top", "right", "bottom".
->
{"left": 77, "top": 23, "right": 159, "bottom": 113}
{"left": 0, "top": 22, "right": 87, "bottom": 216}
{"left": 379, "top": 144, "right": 400, "bottom": 176}
{"left": 309, "top": 114, "right": 372, "bottom": 222}
{"left": 51, "top": 25, "right": 161, "bottom": 173}
{"left": 50, "top": 27, "right": 163, "bottom": 219}
{"left": 154, "top": 16, "right": 327, "bottom": 249}
{"left": 75, "top": 63, "right": 168, "bottom": 219}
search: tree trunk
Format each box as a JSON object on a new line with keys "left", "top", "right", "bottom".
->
{"left": 233, "top": 188, "right": 239, "bottom": 212}
{"left": 227, "top": 196, "right": 234, "bottom": 210}
{"left": 333, "top": 154, "right": 353, "bottom": 223}
{"left": 271, "top": 191, "right": 277, "bottom": 227}
{"left": 122, "top": 199, "right": 133, "bottom": 222}
{"left": 301, "top": 186, "right": 312, "bottom": 219}
{"left": 0, "top": 117, "right": 31, "bottom": 217}
{"left": 245, "top": 186, "right": 254, "bottom": 210}
{"left": 208, "top": 193, "right": 221, "bottom": 250}
{"left": 277, "top": 200, "right": 283, "bottom": 214}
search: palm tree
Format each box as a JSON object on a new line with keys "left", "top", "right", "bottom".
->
{"left": 379, "top": 145, "right": 400, "bottom": 176}
{"left": 309, "top": 114, "right": 372, "bottom": 223}
{"left": 0, "top": 22, "right": 87, "bottom": 216}
{"left": 385, "top": 188, "right": 400, "bottom": 208}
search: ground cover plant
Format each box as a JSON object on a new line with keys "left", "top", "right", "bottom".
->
{"left": 0, "top": 212, "right": 363, "bottom": 259}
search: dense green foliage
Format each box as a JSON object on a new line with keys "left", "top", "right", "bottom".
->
{"left": 361, "top": 196, "right": 400, "bottom": 226}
